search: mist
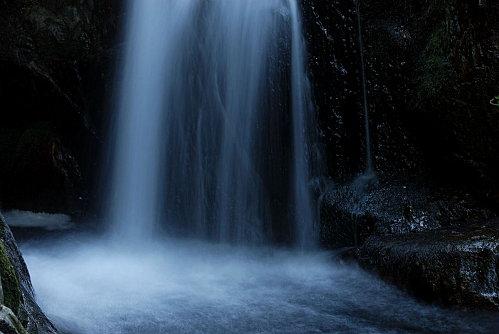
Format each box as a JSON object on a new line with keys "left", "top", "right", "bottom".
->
{"left": 21, "top": 235, "right": 497, "bottom": 334}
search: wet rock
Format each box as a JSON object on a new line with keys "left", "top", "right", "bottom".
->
{"left": 0, "top": 214, "right": 57, "bottom": 334}
{"left": 0, "top": 305, "right": 28, "bottom": 334}
{"left": 355, "top": 222, "right": 499, "bottom": 310}
{"left": 302, "top": 0, "right": 370, "bottom": 180}
{"left": 320, "top": 177, "right": 498, "bottom": 310}
{"left": 320, "top": 179, "right": 493, "bottom": 248}
{"left": 302, "top": 0, "right": 499, "bottom": 202}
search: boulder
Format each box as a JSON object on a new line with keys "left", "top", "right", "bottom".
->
{"left": 320, "top": 178, "right": 498, "bottom": 309}
{"left": 355, "top": 223, "right": 499, "bottom": 309}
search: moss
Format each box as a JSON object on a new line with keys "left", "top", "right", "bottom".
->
{"left": 416, "top": 25, "right": 454, "bottom": 101}
{"left": 414, "top": 2, "right": 458, "bottom": 105}
{"left": 1, "top": 305, "right": 29, "bottom": 334}
{"left": 0, "top": 243, "right": 22, "bottom": 316}
{"left": 0, "top": 225, "right": 22, "bottom": 317}
{"left": 412, "top": 0, "right": 463, "bottom": 107}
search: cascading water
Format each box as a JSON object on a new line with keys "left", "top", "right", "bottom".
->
{"left": 289, "top": 0, "right": 316, "bottom": 248}
{"left": 351, "top": 0, "right": 376, "bottom": 192}
{"left": 107, "top": 0, "right": 317, "bottom": 246}
{"left": 107, "top": 1, "right": 197, "bottom": 240}
{"left": 20, "top": 2, "right": 499, "bottom": 333}
{"left": 355, "top": 0, "right": 374, "bottom": 175}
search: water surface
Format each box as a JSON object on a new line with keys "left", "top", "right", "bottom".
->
{"left": 21, "top": 235, "right": 498, "bottom": 334}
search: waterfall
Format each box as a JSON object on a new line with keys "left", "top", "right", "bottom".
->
{"left": 107, "top": 1, "right": 197, "bottom": 240}
{"left": 289, "top": 0, "right": 316, "bottom": 248}
{"left": 107, "top": 0, "right": 317, "bottom": 246}
{"left": 355, "top": 0, "right": 373, "bottom": 174}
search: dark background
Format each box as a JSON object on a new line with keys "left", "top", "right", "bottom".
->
{"left": 0, "top": 0, "right": 497, "bottom": 230}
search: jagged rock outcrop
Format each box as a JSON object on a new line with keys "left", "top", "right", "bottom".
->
{"left": 0, "top": 305, "right": 28, "bottom": 334}
{"left": 0, "top": 214, "right": 57, "bottom": 333}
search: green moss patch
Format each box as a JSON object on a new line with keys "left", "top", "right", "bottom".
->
{"left": 0, "top": 224, "right": 22, "bottom": 317}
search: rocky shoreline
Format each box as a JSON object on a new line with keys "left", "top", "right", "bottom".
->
{"left": 321, "top": 179, "right": 499, "bottom": 310}
{"left": 355, "top": 223, "right": 498, "bottom": 309}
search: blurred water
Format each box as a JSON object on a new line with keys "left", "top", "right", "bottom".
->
{"left": 51, "top": 1, "right": 499, "bottom": 332}
{"left": 289, "top": 0, "right": 316, "bottom": 248}
{"left": 107, "top": 0, "right": 317, "bottom": 245}
{"left": 22, "top": 236, "right": 499, "bottom": 334}
{"left": 107, "top": 0, "right": 197, "bottom": 241}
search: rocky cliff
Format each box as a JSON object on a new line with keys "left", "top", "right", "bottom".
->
{"left": 302, "top": 0, "right": 499, "bottom": 309}
{"left": 0, "top": 0, "right": 123, "bottom": 214}
{"left": 303, "top": 0, "right": 498, "bottom": 192}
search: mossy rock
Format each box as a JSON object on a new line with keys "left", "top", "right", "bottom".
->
{"left": 0, "top": 225, "right": 22, "bottom": 317}
{"left": 0, "top": 305, "right": 28, "bottom": 334}
{"left": 415, "top": 24, "right": 455, "bottom": 103}
{"left": 0, "top": 215, "right": 58, "bottom": 333}
{"left": 0, "top": 243, "right": 22, "bottom": 316}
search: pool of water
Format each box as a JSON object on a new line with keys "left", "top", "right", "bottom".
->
{"left": 21, "top": 234, "right": 498, "bottom": 334}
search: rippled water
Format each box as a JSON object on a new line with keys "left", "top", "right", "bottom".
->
{"left": 21, "top": 234, "right": 498, "bottom": 334}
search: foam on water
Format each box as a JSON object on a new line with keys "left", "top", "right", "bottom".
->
{"left": 3, "top": 210, "right": 73, "bottom": 230}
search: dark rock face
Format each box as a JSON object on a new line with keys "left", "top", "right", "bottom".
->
{"left": 362, "top": 0, "right": 499, "bottom": 202}
{"left": 302, "top": 0, "right": 499, "bottom": 309}
{"left": 302, "top": 0, "right": 371, "bottom": 180}
{"left": 303, "top": 0, "right": 499, "bottom": 198}
{"left": 0, "top": 0, "right": 123, "bottom": 214}
{"left": 0, "top": 214, "right": 57, "bottom": 333}
{"left": 2, "top": 124, "right": 82, "bottom": 213}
